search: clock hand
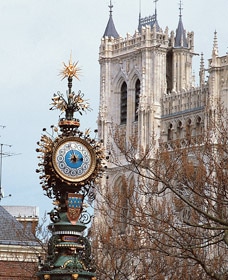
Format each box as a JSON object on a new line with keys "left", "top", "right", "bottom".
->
{"left": 70, "top": 150, "right": 78, "bottom": 163}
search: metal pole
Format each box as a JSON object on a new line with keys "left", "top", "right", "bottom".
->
{"left": 0, "top": 144, "right": 2, "bottom": 200}
{"left": 0, "top": 143, "right": 12, "bottom": 201}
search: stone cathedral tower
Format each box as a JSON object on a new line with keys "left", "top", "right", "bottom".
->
{"left": 95, "top": 3, "right": 228, "bottom": 278}
{"left": 98, "top": 1, "right": 228, "bottom": 191}
{"left": 98, "top": 2, "right": 195, "bottom": 165}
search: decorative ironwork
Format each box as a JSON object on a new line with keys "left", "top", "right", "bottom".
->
{"left": 36, "top": 129, "right": 105, "bottom": 197}
{"left": 79, "top": 210, "right": 92, "bottom": 225}
{"left": 50, "top": 90, "right": 91, "bottom": 116}
{"left": 60, "top": 56, "right": 81, "bottom": 81}
{"left": 36, "top": 57, "right": 104, "bottom": 280}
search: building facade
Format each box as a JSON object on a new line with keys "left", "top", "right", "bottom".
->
{"left": 0, "top": 206, "right": 41, "bottom": 279}
{"left": 95, "top": 3, "right": 228, "bottom": 279}
{"left": 98, "top": 3, "right": 228, "bottom": 186}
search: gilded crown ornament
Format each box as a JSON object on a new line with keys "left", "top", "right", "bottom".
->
{"left": 60, "top": 55, "right": 81, "bottom": 80}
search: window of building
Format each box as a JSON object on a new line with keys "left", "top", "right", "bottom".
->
{"left": 166, "top": 50, "right": 173, "bottom": 93}
{"left": 113, "top": 176, "right": 128, "bottom": 234}
{"left": 135, "top": 79, "right": 140, "bottom": 121}
{"left": 168, "top": 123, "right": 173, "bottom": 140}
{"left": 186, "top": 119, "right": 192, "bottom": 139}
{"left": 195, "top": 116, "right": 202, "bottom": 136}
{"left": 120, "top": 82, "right": 127, "bottom": 124}
{"left": 177, "top": 121, "right": 183, "bottom": 139}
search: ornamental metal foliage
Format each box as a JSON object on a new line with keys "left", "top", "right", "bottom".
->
{"left": 50, "top": 90, "right": 91, "bottom": 116}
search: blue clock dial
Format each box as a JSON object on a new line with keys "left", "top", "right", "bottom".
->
{"left": 53, "top": 137, "right": 95, "bottom": 183}
{"left": 65, "top": 150, "right": 83, "bottom": 169}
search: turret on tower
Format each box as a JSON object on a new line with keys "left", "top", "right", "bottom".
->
{"left": 168, "top": 1, "right": 195, "bottom": 92}
{"left": 103, "top": 1, "right": 119, "bottom": 38}
{"left": 174, "top": 0, "right": 187, "bottom": 48}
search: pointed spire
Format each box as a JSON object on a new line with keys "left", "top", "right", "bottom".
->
{"left": 154, "top": 0, "right": 158, "bottom": 21}
{"left": 109, "top": 0, "right": 113, "bottom": 15}
{"left": 174, "top": 1, "right": 188, "bottom": 48}
{"left": 200, "top": 53, "right": 204, "bottom": 71}
{"left": 103, "top": 1, "right": 119, "bottom": 38}
{"left": 212, "top": 30, "right": 218, "bottom": 57}
{"left": 179, "top": 0, "right": 183, "bottom": 18}
{"left": 200, "top": 53, "right": 205, "bottom": 87}
{"left": 139, "top": 0, "right": 141, "bottom": 21}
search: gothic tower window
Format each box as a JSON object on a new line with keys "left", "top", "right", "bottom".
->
{"left": 135, "top": 79, "right": 140, "bottom": 121}
{"left": 195, "top": 116, "right": 202, "bottom": 136}
{"left": 186, "top": 119, "right": 192, "bottom": 139}
{"left": 114, "top": 176, "right": 128, "bottom": 234}
{"left": 166, "top": 50, "right": 173, "bottom": 93}
{"left": 168, "top": 123, "right": 173, "bottom": 140}
{"left": 120, "top": 81, "right": 127, "bottom": 124}
{"left": 177, "top": 121, "right": 183, "bottom": 139}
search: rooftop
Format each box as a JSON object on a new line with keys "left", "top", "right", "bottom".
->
{"left": 0, "top": 206, "right": 39, "bottom": 246}
{"left": 3, "top": 205, "right": 39, "bottom": 218}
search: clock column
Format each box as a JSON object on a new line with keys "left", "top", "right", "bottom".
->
{"left": 36, "top": 58, "right": 105, "bottom": 280}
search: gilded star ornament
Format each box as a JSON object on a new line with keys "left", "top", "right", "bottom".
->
{"left": 60, "top": 58, "right": 81, "bottom": 80}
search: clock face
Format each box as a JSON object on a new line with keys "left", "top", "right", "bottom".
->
{"left": 52, "top": 137, "right": 96, "bottom": 183}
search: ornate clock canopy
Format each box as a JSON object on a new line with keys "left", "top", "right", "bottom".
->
{"left": 36, "top": 57, "right": 105, "bottom": 198}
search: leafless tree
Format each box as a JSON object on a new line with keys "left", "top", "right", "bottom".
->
{"left": 93, "top": 103, "right": 228, "bottom": 279}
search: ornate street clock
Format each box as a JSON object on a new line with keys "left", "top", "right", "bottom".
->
{"left": 36, "top": 57, "right": 104, "bottom": 280}
{"left": 36, "top": 58, "right": 104, "bottom": 196}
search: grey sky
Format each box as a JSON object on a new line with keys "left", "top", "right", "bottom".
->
{"left": 0, "top": 0, "right": 227, "bottom": 217}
